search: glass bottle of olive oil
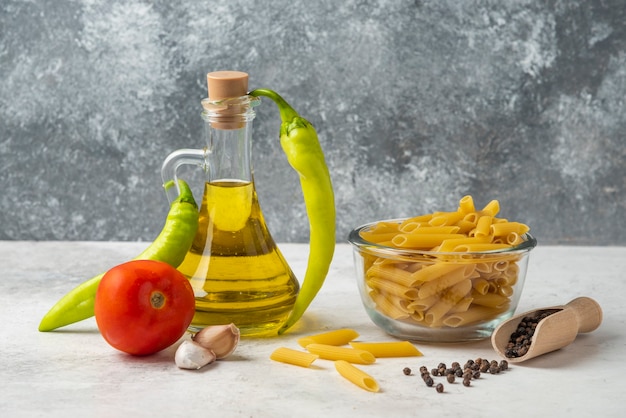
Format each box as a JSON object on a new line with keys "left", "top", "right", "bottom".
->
{"left": 161, "top": 71, "right": 299, "bottom": 336}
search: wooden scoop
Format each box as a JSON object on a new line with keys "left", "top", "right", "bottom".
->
{"left": 491, "top": 297, "right": 602, "bottom": 363}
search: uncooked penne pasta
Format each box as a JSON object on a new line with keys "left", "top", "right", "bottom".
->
{"left": 356, "top": 196, "right": 531, "bottom": 329}
{"left": 297, "top": 329, "right": 360, "bottom": 348}
{"left": 366, "top": 263, "right": 415, "bottom": 288}
{"left": 442, "top": 304, "right": 509, "bottom": 327}
{"left": 349, "top": 341, "right": 423, "bottom": 358}
{"left": 369, "top": 290, "right": 410, "bottom": 320}
{"left": 448, "top": 296, "right": 474, "bottom": 314}
{"left": 472, "top": 277, "right": 490, "bottom": 295}
{"left": 407, "top": 294, "right": 439, "bottom": 311}
{"left": 505, "top": 232, "right": 523, "bottom": 245}
{"left": 470, "top": 291, "right": 510, "bottom": 308}
{"left": 458, "top": 195, "right": 475, "bottom": 214}
{"left": 490, "top": 221, "right": 529, "bottom": 237}
{"left": 481, "top": 199, "right": 500, "bottom": 216}
{"left": 417, "top": 265, "right": 474, "bottom": 299}
{"left": 306, "top": 344, "right": 376, "bottom": 365}
{"left": 424, "top": 279, "right": 472, "bottom": 325}
{"left": 334, "top": 360, "right": 380, "bottom": 393}
{"left": 270, "top": 347, "right": 319, "bottom": 367}
{"left": 474, "top": 215, "right": 493, "bottom": 238}
{"left": 400, "top": 214, "right": 432, "bottom": 228}
{"left": 359, "top": 231, "right": 397, "bottom": 243}
{"left": 391, "top": 233, "right": 466, "bottom": 249}
{"left": 367, "top": 276, "right": 419, "bottom": 299}
{"left": 411, "top": 225, "right": 461, "bottom": 235}
{"left": 429, "top": 211, "right": 464, "bottom": 227}
{"left": 438, "top": 236, "right": 491, "bottom": 252}
{"left": 409, "top": 262, "right": 467, "bottom": 283}
{"left": 453, "top": 243, "right": 512, "bottom": 252}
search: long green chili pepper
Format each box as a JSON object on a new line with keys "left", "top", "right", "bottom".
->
{"left": 38, "top": 179, "right": 199, "bottom": 332}
{"left": 250, "top": 88, "right": 336, "bottom": 335}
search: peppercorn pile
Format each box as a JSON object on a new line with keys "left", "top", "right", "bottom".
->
{"left": 403, "top": 358, "right": 509, "bottom": 393}
{"left": 505, "top": 309, "right": 560, "bottom": 358}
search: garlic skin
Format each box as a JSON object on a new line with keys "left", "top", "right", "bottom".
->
{"left": 192, "top": 323, "right": 240, "bottom": 359}
{"left": 175, "top": 340, "right": 216, "bottom": 370}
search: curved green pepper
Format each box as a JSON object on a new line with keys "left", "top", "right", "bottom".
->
{"left": 38, "top": 179, "right": 199, "bottom": 332}
{"left": 250, "top": 88, "right": 336, "bottom": 334}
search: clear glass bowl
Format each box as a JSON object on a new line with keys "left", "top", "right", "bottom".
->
{"left": 348, "top": 219, "right": 537, "bottom": 342}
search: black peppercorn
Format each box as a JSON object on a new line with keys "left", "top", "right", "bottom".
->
{"left": 446, "top": 373, "right": 455, "bottom": 384}
{"left": 403, "top": 367, "right": 411, "bottom": 376}
{"left": 436, "top": 383, "right": 444, "bottom": 393}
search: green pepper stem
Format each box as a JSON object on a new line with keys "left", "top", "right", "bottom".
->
{"left": 249, "top": 88, "right": 299, "bottom": 122}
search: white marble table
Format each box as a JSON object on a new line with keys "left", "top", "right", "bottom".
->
{"left": 0, "top": 242, "right": 623, "bottom": 417}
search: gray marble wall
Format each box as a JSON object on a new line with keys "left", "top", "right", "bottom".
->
{"left": 1, "top": 0, "right": 625, "bottom": 245}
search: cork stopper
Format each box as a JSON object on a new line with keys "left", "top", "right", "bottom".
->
{"left": 207, "top": 71, "right": 248, "bottom": 101}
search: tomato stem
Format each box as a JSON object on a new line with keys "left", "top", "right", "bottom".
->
{"left": 151, "top": 292, "right": 165, "bottom": 309}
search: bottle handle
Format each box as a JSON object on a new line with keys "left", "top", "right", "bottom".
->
{"left": 161, "top": 148, "right": 207, "bottom": 203}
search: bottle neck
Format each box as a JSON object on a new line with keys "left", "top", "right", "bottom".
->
{"left": 201, "top": 95, "right": 260, "bottom": 183}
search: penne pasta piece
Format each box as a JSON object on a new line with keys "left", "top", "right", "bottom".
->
{"left": 428, "top": 211, "right": 464, "bottom": 227}
{"left": 270, "top": 347, "right": 319, "bottom": 367}
{"left": 424, "top": 279, "right": 472, "bottom": 325}
{"left": 481, "top": 200, "right": 500, "bottom": 216}
{"left": 474, "top": 215, "right": 493, "bottom": 238}
{"left": 410, "top": 225, "right": 461, "bottom": 235}
{"left": 437, "top": 236, "right": 491, "bottom": 252}
{"left": 442, "top": 304, "right": 510, "bottom": 327}
{"left": 349, "top": 341, "right": 423, "bottom": 358}
{"left": 400, "top": 214, "right": 432, "bottom": 228}
{"left": 458, "top": 195, "right": 475, "bottom": 214}
{"left": 493, "top": 260, "right": 509, "bottom": 272}
{"left": 506, "top": 232, "right": 523, "bottom": 245}
{"left": 371, "top": 221, "right": 401, "bottom": 233}
{"left": 391, "top": 233, "right": 466, "bottom": 249}
{"left": 410, "top": 310, "right": 425, "bottom": 322}
{"left": 475, "top": 262, "right": 492, "bottom": 273}
{"left": 366, "top": 263, "right": 416, "bottom": 288}
{"left": 409, "top": 263, "right": 467, "bottom": 283}
{"left": 359, "top": 231, "right": 398, "bottom": 243}
{"left": 306, "top": 344, "right": 376, "bottom": 364}
{"left": 370, "top": 290, "right": 411, "bottom": 320}
{"left": 297, "top": 329, "right": 360, "bottom": 348}
{"left": 334, "top": 360, "right": 380, "bottom": 392}
{"left": 498, "top": 284, "right": 514, "bottom": 297}
{"left": 455, "top": 220, "right": 477, "bottom": 234}
{"left": 462, "top": 212, "right": 479, "bottom": 224}
{"left": 448, "top": 296, "right": 474, "bottom": 314}
{"left": 470, "top": 291, "right": 510, "bottom": 308}
{"left": 407, "top": 294, "right": 439, "bottom": 312}
{"left": 472, "top": 277, "right": 490, "bottom": 295}
{"left": 399, "top": 221, "right": 422, "bottom": 233}
{"left": 367, "top": 276, "right": 419, "bottom": 300}
{"left": 453, "top": 243, "right": 512, "bottom": 252}
{"left": 417, "top": 264, "right": 475, "bottom": 299}
{"left": 490, "top": 221, "right": 530, "bottom": 238}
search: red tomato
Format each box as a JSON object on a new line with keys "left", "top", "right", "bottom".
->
{"left": 95, "top": 260, "right": 195, "bottom": 356}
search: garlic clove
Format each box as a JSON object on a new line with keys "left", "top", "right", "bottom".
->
{"left": 175, "top": 340, "right": 216, "bottom": 370}
{"left": 192, "top": 323, "right": 240, "bottom": 359}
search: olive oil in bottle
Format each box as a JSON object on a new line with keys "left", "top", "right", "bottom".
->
{"left": 177, "top": 180, "right": 299, "bottom": 336}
